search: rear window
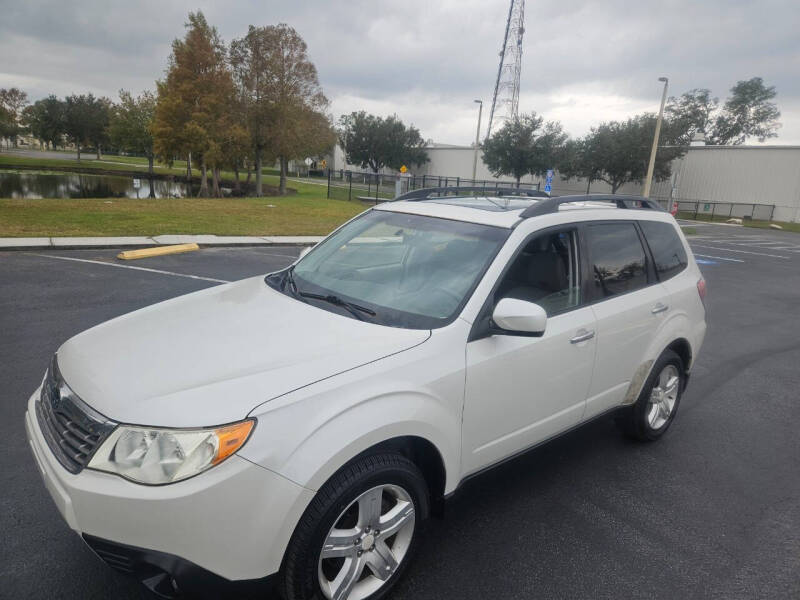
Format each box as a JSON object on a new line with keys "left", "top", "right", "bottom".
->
{"left": 640, "top": 221, "right": 688, "bottom": 280}
{"left": 586, "top": 222, "right": 649, "bottom": 299}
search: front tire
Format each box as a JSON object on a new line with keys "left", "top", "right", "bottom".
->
{"left": 282, "top": 453, "right": 429, "bottom": 600}
{"left": 617, "top": 349, "right": 685, "bottom": 441}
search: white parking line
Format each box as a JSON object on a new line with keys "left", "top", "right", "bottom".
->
{"left": 689, "top": 245, "right": 791, "bottom": 259}
{"left": 704, "top": 240, "right": 800, "bottom": 249}
{"left": 693, "top": 253, "right": 745, "bottom": 263}
{"left": 34, "top": 254, "right": 231, "bottom": 283}
{"left": 730, "top": 241, "right": 795, "bottom": 247}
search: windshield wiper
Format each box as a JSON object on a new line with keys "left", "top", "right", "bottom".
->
{"left": 297, "top": 291, "right": 376, "bottom": 321}
{"left": 284, "top": 266, "right": 300, "bottom": 296}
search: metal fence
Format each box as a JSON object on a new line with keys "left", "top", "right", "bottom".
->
{"left": 323, "top": 171, "right": 776, "bottom": 221}
{"left": 326, "top": 169, "right": 540, "bottom": 203}
{"left": 655, "top": 197, "right": 775, "bottom": 221}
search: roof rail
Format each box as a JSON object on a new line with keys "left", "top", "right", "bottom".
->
{"left": 519, "top": 194, "right": 664, "bottom": 218}
{"left": 394, "top": 186, "right": 551, "bottom": 202}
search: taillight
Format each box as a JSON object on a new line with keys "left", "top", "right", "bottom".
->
{"left": 697, "top": 277, "right": 707, "bottom": 306}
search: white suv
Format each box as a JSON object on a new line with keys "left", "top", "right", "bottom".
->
{"left": 25, "top": 191, "right": 706, "bottom": 600}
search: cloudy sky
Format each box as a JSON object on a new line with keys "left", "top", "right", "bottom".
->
{"left": 1, "top": 0, "right": 798, "bottom": 145}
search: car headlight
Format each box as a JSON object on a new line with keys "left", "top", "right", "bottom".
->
{"left": 88, "top": 420, "right": 255, "bottom": 485}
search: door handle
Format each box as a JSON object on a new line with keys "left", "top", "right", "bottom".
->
{"left": 570, "top": 329, "right": 595, "bottom": 344}
{"left": 651, "top": 303, "right": 669, "bottom": 314}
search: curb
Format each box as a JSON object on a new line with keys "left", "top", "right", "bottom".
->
{"left": 0, "top": 237, "right": 324, "bottom": 251}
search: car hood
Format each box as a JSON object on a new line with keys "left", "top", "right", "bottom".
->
{"left": 56, "top": 276, "right": 430, "bottom": 427}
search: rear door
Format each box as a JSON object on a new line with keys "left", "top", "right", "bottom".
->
{"left": 582, "top": 221, "right": 671, "bottom": 419}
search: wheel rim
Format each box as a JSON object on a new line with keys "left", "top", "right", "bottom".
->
{"left": 318, "top": 484, "right": 415, "bottom": 600}
{"left": 647, "top": 364, "right": 680, "bottom": 430}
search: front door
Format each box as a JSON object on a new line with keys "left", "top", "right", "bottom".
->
{"left": 461, "top": 227, "right": 597, "bottom": 476}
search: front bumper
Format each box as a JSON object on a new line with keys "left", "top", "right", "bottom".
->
{"left": 82, "top": 533, "right": 276, "bottom": 599}
{"left": 25, "top": 389, "right": 314, "bottom": 585}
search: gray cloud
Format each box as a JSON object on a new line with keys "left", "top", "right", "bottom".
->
{"left": 0, "top": 0, "right": 798, "bottom": 143}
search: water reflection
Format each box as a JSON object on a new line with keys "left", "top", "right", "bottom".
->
{"left": 0, "top": 171, "right": 231, "bottom": 199}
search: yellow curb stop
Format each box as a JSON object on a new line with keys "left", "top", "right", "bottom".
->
{"left": 117, "top": 243, "right": 200, "bottom": 260}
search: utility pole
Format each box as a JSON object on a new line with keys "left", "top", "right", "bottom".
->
{"left": 472, "top": 100, "right": 483, "bottom": 181}
{"left": 643, "top": 76, "right": 669, "bottom": 198}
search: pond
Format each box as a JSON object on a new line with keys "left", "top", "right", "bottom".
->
{"left": 0, "top": 171, "right": 230, "bottom": 199}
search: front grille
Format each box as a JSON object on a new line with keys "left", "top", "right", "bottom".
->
{"left": 35, "top": 356, "right": 116, "bottom": 474}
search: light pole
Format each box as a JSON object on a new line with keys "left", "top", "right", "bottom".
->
{"left": 472, "top": 100, "right": 483, "bottom": 182}
{"left": 643, "top": 77, "right": 669, "bottom": 198}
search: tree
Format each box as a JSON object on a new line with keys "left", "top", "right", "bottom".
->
{"left": 255, "top": 24, "right": 334, "bottom": 195}
{"left": 559, "top": 137, "right": 605, "bottom": 193}
{"left": 666, "top": 78, "right": 781, "bottom": 146}
{"left": 230, "top": 25, "right": 274, "bottom": 196}
{"left": 109, "top": 90, "right": 157, "bottom": 195}
{"left": 0, "top": 105, "right": 14, "bottom": 148}
{"left": 710, "top": 77, "right": 781, "bottom": 145}
{"left": 338, "top": 111, "right": 428, "bottom": 174}
{"left": 62, "top": 94, "right": 111, "bottom": 160}
{"left": 562, "top": 114, "right": 686, "bottom": 194}
{"left": 22, "top": 96, "right": 65, "bottom": 149}
{"left": 89, "top": 97, "right": 112, "bottom": 159}
{"left": 481, "top": 113, "right": 567, "bottom": 185}
{"left": 154, "top": 11, "right": 237, "bottom": 197}
{"left": 665, "top": 88, "right": 718, "bottom": 145}
{"left": 0, "top": 88, "right": 29, "bottom": 147}
{"left": 64, "top": 94, "right": 95, "bottom": 160}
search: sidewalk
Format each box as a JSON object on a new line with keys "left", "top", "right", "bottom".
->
{"left": 0, "top": 235, "right": 325, "bottom": 250}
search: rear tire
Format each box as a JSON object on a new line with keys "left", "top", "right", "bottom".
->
{"left": 282, "top": 453, "right": 429, "bottom": 600}
{"left": 617, "top": 349, "right": 685, "bottom": 442}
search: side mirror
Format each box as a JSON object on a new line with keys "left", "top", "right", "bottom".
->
{"left": 491, "top": 298, "right": 547, "bottom": 336}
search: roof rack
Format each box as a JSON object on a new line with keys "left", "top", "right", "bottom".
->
{"left": 394, "top": 186, "right": 551, "bottom": 202}
{"left": 519, "top": 194, "right": 664, "bottom": 218}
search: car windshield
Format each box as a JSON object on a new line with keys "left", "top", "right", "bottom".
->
{"left": 269, "top": 209, "right": 509, "bottom": 329}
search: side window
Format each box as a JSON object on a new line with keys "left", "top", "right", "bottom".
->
{"left": 586, "top": 223, "right": 648, "bottom": 299}
{"left": 496, "top": 229, "right": 581, "bottom": 316}
{"left": 640, "top": 221, "right": 688, "bottom": 280}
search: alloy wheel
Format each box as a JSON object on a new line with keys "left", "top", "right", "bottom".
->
{"left": 317, "top": 484, "right": 415, "bottom": 600}
{"left": 647, "top": 364, "right": 680, "bottom": 429}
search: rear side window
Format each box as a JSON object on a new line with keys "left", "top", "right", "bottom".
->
{"left": 586, "top": 223, "right": 648, "bottom": 299}
{"left": 640, "top": 221, "right": 688, "bottom": 280}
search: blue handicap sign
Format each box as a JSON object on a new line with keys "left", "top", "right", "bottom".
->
{"left": 544, "top": 169, "right": 554, "bottom": 193}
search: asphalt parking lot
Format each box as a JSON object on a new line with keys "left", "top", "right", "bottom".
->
{"left": 2, "top": 223, "right": 799, "bottom": 599}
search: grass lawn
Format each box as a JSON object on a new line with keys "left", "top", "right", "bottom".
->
{"left": 677, "top": 211, "right": 800, "bottom": 233}
{"left": 0, "top": 195, "right": 364, "bottom": 237}
{"left": 676, "top": 211, "right": 800, "bottom": 233}
{"left": 733, "top": 219, "right": 800, "bottom": 233}
{"left": 0, "top": 153, "right": 374, "bottom": 237}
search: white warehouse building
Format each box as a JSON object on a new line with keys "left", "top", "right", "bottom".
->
{"left": 328, "top": 143, "right": 800, "bottom": 222}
